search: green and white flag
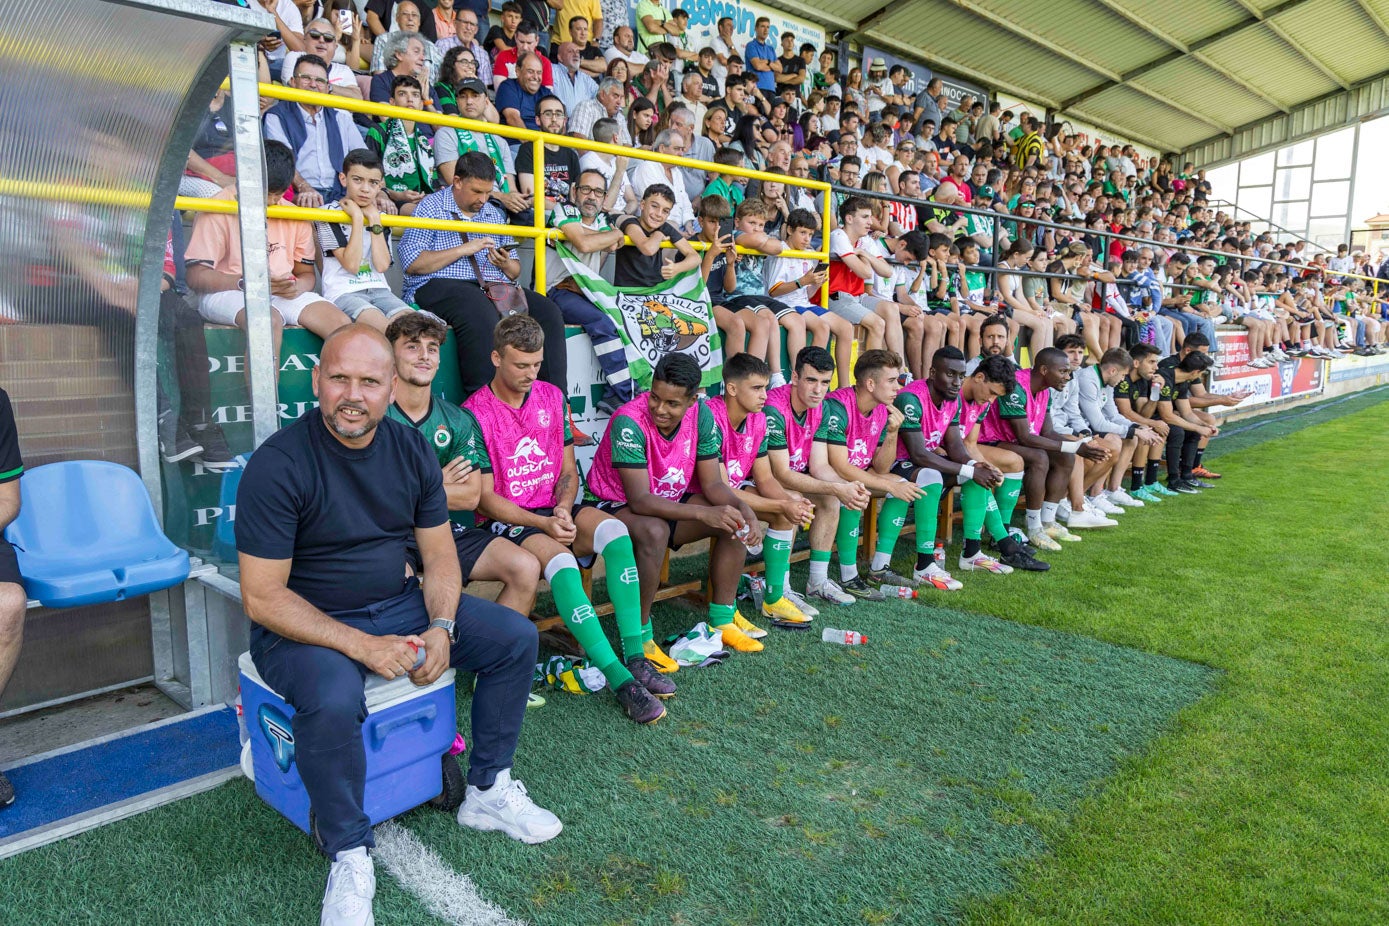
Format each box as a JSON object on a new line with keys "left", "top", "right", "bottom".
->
{"left": 556, "top": 241, "right": 723, "bottom": 392}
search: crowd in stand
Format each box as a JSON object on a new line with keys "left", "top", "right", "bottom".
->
{"left": 127, "top": 6, "right": 1389, "bottom": 923}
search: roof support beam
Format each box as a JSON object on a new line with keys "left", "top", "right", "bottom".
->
{"left": 1352, "top": 0, "right": 1389, "bottom": 44}
{"left": 944, "top": 0, "right": 1231, "bottom": 133}
{"left": 861, "top": 30, "right": 1173, "bottom": 152}
{"left": 1229, "top": 0, "right": 1351, "bottom": 89}
{"left": 850, "top": 0, "right": 899, "bottom": 37}
{"left": 1083, "top": 0, "right": 1292, "bottom": 113}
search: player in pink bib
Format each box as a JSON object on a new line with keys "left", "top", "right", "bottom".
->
{"left": 764, "top": 347, "right": 872, "bottom": 610}
{"left": 894, "top": 347, "right": 1049, "bottom": 580}
{"left": 585, "top": 353, "right": 766, "bottom": 656}
{"left": 701, "top": 355, "right": 816, "bottom": 630}
{"left": 809, "top": 349, "right": 927, "bottom": 603}
{"left": 468, "top": 317, "right": 669, "bottom": 725}
{"left": 979, "top": 345, "right": 1113, "bottom": 552}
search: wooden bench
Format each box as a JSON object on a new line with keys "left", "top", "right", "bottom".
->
{"left": 861, "top": 487, "right": 960, "bottom": 559}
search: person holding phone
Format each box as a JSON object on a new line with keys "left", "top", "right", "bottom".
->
{"left": 400, "top": 151, "right": 569, "bottom": 399}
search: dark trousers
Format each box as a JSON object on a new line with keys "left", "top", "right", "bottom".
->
{"left": 414, "top": 278, "right": 568, "bottom": 399}
{"left": 158, "top": 288, "right": 212, "bottom": 416}
{"left": 551, "top": 288, "right": 633, "bottom": 404}
{"left": 1164, "top": 425, "right": 1201, "bottom": 480}
{"left": 250, "top": 582, "right": 538, "bottom": 856}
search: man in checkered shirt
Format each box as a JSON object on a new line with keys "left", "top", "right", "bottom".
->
{"left": 400, "top": 151, "right": 569, "bottom": 399}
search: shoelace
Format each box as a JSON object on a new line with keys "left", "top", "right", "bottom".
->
{"left": 327, "top": 856, "right": 373, "bottom": 913}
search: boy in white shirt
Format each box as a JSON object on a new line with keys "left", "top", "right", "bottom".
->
{"left": 315, "top": 149, "right": 412, "bottom": 331}
{"left": 766, "top": 209, "right": 856, "bottom": 379}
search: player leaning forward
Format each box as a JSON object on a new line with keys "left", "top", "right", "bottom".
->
{"left": 466, "top": 316, "right": 672, "bottom": 724}
{"left": 585, "top": 352, "right": 766, "bottom": 655}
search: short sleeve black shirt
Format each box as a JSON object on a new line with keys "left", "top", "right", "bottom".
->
{"left": 0, "top": 389, "right": 23, "bottom": 483}
{"left": 615, "top": 217, "right": 685, "bottom": 288}
{"left": 235, "top": 410, "right": 448, "bottom": 614}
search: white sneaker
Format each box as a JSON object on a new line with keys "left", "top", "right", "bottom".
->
{"left": 1107, "top": 489, "right": 1144, "bottom": 508}
{"left": 1043, "top": 522, "right": 1083, "bottom": 543}
{"left": 1272, "top": 348, "right": 1291, "bottom": 361}
{"left": 958, "top": 551, "right": 1013, "bottom": 574}
{"left": 913, "top": 562, "right": 963, "bottom": 590}
{"left": 1089, "top": 496, "right": 1124, "bottom": 515}
{"left": 321, "top": 847, "right": 375, "bottom": 926}
{"left": 1057, "top": 499, "right": 1073, "bottom": 521}
{"left": 457, "top": 769, "right": 562, "bottom": 844}
{"left": 783, "top": 586, "right": 820, "bottom": 618}
{"left": 806, "top": 578, "right": 855, "bottom": 605}
{"left": 1067, "top": 509, "right": 1117, "bottom": 529}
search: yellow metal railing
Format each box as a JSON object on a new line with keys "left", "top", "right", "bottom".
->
{"left": 175, "top": 80, "right": 834, "bottom": 301}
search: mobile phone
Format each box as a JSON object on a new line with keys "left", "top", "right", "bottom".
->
{"left": 718, "top": 218, "right": 735, "bottom": 239}
{"left": 266, "top": 29, "right": 281, "bottom": 39}
{"left": 818, "top": 262, "right": 830, "bottom": 272}
{"left": 337, "top": 8, "right": 353, "bottom": 33}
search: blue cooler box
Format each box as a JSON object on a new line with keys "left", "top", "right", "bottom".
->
{"left": 238, "top": 651, "right": 457, "bottom": 834}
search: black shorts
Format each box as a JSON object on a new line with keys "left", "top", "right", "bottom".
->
{"left": 889, "top": 459, "right": 916, "bottom": 480}
{"left": 486, "top": 507, "right": 597, "bottom": 569}
{"left": 582, "top": 497, "right": 686, "bottom": 550}
{"left": 0, "top": 539, "right": 21, "bottom": 589}
{"left": 405, "top": 523, "right": 499, "bottom": 583}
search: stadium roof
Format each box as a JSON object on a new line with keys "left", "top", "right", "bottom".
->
{"left": 772, "top": 0, "right": 1389, "bottom": 155}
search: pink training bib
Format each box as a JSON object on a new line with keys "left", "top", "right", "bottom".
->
{"left": 825, "top": 386, "right": 889, "bottom": 469}
{"left": 765, "top": 384, "right": 821, "bottom": 473}
{"left": 979, "top": 368, "right": 1049, "bottom": 443}
{"left": 896, "top": 381, "right": 958, "bottom": 461}
{"left": 691, "top": 397, "right": 765, "bottom": 492}
{"left": 464, "top": 381, "right": 569, "bottom": 509}
{"left": 586, "top": 395, "right": 700, "bottom": 503}
{"left": 956, "top": 397, "right": 992, "bottom": 442}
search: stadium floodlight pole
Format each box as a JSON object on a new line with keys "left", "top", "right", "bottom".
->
{"left": 228, "top": 40, "right": 280, "bottom": 450}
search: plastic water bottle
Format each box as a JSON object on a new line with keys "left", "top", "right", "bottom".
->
{"left": 407, "top": 642, "right": 426, "bottom": 670}
{"left": 821, "top": 627, "right": 867, "bottom": 645}
{"left": 934, "top": 543, "right": 946, "bottom": 567}
{"left": 735, "top": 522, "right": 762, "bottom": 556}
{"left": 879, "top": 585, "right": 918, "bottom": 599}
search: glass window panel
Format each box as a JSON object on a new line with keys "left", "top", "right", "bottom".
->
{"left": 1241, "top": 151, "right": 1275, "bottom": 186}
{"left": 1314, "top": 126, "right": 1355, "bottom": 180}
{"left": 1208, "top": 163, "right": 1239, "bottom": 202}
{"left": 1307, "top": 217, "right": 1347, "bottom": 251}
{"left": 1310, "top": 180, "right": 1349, "bottom": 217}
{"left": 1272, "top": 201, "right": 1309, "bottom": 233}
{"left": 1237, "top": 185, "right": 1272, "bottom": 218}
{"left": 1275, "top": 166, "right": 1312, "bottom": 201}
{"left": 1277, "top": 140, "right": 1315, "bottom": 166}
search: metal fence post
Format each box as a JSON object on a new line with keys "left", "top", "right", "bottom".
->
{"left": 228, "top": 42, "right": 279, "bottom": 450}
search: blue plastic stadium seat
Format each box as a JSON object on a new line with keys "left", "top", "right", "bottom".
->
{"left": 4, "top": 460, "right": 191, "bottom": 608}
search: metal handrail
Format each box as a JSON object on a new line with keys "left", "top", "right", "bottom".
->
{"left": 1205, "top": 197, "right": 1331, "bottom": 255}
{"left": 244, "top": 81, "right": 833, "bottom": 299}
{"left": 831, "top": 183, "right": 1385, "bottom": 294}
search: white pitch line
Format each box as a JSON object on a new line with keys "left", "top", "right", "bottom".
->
{"left": 372, "top": 821, "right": 528, "bottom": 926}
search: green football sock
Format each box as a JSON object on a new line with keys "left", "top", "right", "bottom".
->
{"left": 547, "top": 559, "right": 632, "bottom": 691}
{"left": 597, "top": 530, "right": 645, "bottom": 663}
{"left": 835, "top": 505, "right": 863, "bottom": 581}
{"left": 708, "top": 602, "right": 737, "bottom": 628}
{"left": 913, "top": 482, "right": 943, "bottom": 553}
{"left": 875, "top": 497, "right": 909, "bottom": 557}
{"left": 960, "top": 481, "right": 989, "bottom": 540}
{"left": 983, "top": 493, "right": 1007, "bottom": 542}
{"left": 762, "top": 528, "right": 794, "bottom": 604}
{"left": 993, "top": 473, "right": 1023, "bottom": 530}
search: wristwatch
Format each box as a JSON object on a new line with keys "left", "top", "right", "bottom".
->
{"left": 366, "top": 223, "right": 385, "bottom": 235}
{"left": 428, "top": 618, "right": 457, "bottom": 641}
